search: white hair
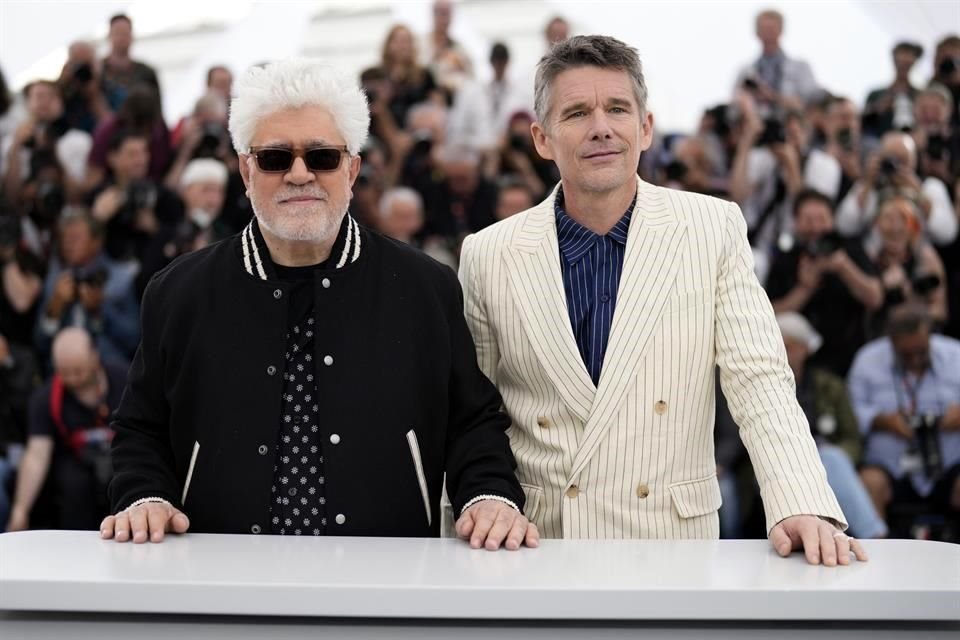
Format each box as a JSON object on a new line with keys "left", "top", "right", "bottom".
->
{"left": 180, "top": 158, "right": 228, "bottom": 190}
{"left": 229, "top": 58, "right": 370, "bottom": 156}
{"left": 379, "top": 187, "right": 423, "bottom": 219}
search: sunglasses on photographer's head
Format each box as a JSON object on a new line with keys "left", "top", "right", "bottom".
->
{"left": 248, "top": 145, "right": 348, "bottom": 173}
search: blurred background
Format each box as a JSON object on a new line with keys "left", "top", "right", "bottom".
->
{"left": 0, "top": 0, "right": 959, "bottom": 543}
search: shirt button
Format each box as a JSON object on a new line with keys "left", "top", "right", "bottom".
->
{"left": 321, "top": 278, "right": 331, "bottom": 289}
{"left": 636, "top": 483, "right": 650, "bottom": 499}
{"left": 335, "top": 513, "right": 346, "bottom": 525}
{"left": 323, "top": 355, "right": 334, "bottom": 366}
{"left": 536, "top": 416, "right": 551, "bottom": 429}
{"left": 329, "top": 433, "right": 341, "bottom": 445}
{"left": 257, "top": 444, "right": 269, "bottom": 455}
{"left": 266, "top": 365, "right": 277, "bottom": 376}
{"left": 600, "top": 293, "right": 610, "bottom": 303}
{"left": 273, "top": 289, "right": 282, "bottom": 299}
{"left": 288, "top": 488, "right": 297, "bottom": 497}
{"left": 565, "top": 485, "right": 580, "bottom": 498}
{"left": 654, "top": 400, "right": 668, "bottom": 415}
{"left": 250, "top": 524, "right": 262, "bottom": 534}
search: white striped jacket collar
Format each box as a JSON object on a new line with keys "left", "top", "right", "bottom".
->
{"left": 240, "top": 215, "right": 363, "bottom": 281}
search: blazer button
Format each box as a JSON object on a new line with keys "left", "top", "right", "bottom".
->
{"left": 273, "top": 289, "right": 282, "bottom": 299}
{"left": 266, "top": 365, "right": 277, "bottom": 376}
{"left": 654, "top": 400, "right": 668, "bottom": 415}
{"left": 329, "top": 433, "right": 341, "bottom": 445}
{"left": 321, "top": 278, "right": 331, "bottom": 289}
{"left": 250, "top": 524, "right": 262, "bottom": 534}
{"left": 335, "top": 513, "right": 346, "bottom": 525}
{"left": 565, "top": 485, "right": 580, "bottom": 498}
{"left": 323, "top": 355, "right": 334, "bottom": 366}
{"left": 536, "top": 416, "right": 551, "bottom": 429}
{"left": 257, "top": 444, "right": 269, "bottom": 455}
{"left": 636, "top": 483, "right": 650, "bottom": 499}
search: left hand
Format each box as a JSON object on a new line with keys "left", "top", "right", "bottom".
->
{"left": 769, "top": 515, "right": 868, "bottom": 566}
{"left": 455, "top": 499, "right": 540, "bottom": 551}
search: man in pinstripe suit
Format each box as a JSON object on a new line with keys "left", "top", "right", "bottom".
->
{"left": 459, "top": 35, "right": 867, "bottom": 565}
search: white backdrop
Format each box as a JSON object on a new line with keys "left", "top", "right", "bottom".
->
{"left": 1, "top": 0, "right": 958, "bottom": 132}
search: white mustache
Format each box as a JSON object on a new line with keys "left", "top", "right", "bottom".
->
{"left": 274, "top": 188, "right": 328, "bottom": 203}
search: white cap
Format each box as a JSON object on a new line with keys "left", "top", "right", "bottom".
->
{"left": 180, "top": 158, "right": 228, "bottom": 190}
{"left": 776, "top": 312, "right": 822, "bottom": 354}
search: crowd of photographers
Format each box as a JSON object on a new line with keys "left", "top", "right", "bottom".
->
{"left": 0, "top": 4, "right": 958, "bottom": 541}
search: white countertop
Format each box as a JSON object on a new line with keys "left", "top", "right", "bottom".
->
{"left": 1, "top": 532, "right": 957, "bottom": 621}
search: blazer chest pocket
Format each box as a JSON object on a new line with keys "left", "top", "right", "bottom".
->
{"left": 668, "top": 473, "right": 722, "bottom": 519}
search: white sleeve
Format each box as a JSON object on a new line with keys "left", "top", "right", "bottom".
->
{"left": 921, "top": 177, "right": 958, "bottom": 246}
{"left": 835, "top": 182, "right": 876, "bottom": 237}
{"left": 803, "top": 149, "right": 841, "bottom": 200}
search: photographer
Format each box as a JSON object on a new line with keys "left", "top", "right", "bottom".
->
{"left": 1, "top": 80, "right": 92, "bottom": 206}
{"left": 836, "top": 131, "right": 957, "bottom": 246}
{"left": 35, "top": 209, "right": 139, "bottom": 368}
{"left": 912, "top": 85, "right": 958, "bottom": 187}
{"left": 767, "top": 189, "right": 883, "bottom": 376}
{"left": 163, "top": 91, "right": 232, "bottom": 190}
{"left": 0, "top": 206, "right": 44, "bottom": 347}
{"left": 862, "top": 42, "right": 923, "bottom": 140}
{"left": 821, "top": 96, "right": 862, "bottom": 200}
{"left": 729, "top": 94, "right": 841, "bottom": 279}
{"left": 931, "top": 35, "right": 960, "bottom": 129}
{"left": 90, "top": 129, "right": 184, "bottom": 264}
{"left": 658, "top": 134, "right": 728, "bottom": 197}
{"left": 489, "top": 110, "right": 558, "bottom": 202}
{"left": 58, "top": 41, "right": 111, "bottom": 135}
{"left": 864, "top": 195, "right": 948, "bottom": 334}
{"left": 5, "top": 328, "right": 127, "bottom": 532}
{"left": 849, "top": 304, "right": 960, "bottom": 525}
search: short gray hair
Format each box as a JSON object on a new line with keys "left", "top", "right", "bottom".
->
{"left": 534, "top": 35, "right": 647, "bottom": 127}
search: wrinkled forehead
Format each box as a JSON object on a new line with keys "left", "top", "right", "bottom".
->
{"left": 552, "top": 67, "right": 638, "bottom": 107}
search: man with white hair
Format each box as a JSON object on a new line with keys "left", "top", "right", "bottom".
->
{"left": 6, "top": 328, "right": 126, "bottom": 532}
{"left": 176, "top": 158, "right": 230, "bottom": 248}
{"left": 101, "top": 59, "right": 535, "bottom": 549}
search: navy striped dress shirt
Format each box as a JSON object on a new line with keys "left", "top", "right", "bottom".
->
{"left": 555, "top": 188, "right": 636, "bottom": 385}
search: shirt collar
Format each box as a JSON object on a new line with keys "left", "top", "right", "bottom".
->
{"left": 554, "top": 187, "right": 635, "bottom": 265}
{"left": 240, "top": 212, "right": 361, "bottom": 281}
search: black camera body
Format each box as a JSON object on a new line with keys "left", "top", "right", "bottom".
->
{"left": 800, "top": 231, "right": 844, "bottom": 258}
{"left": 757, "top": 118, "right": 787, "bottom": 147}
{"left": 73, "top": 265, "right": 108, "bottom": 288}
{"left": 117, "top": 180, "right": 158, "bottom": 226}
{"left": 908, "top": 413, "right": 943, "bottom": 479}
{"left": 925, "top": 134, "right": 948, "bottom": 161}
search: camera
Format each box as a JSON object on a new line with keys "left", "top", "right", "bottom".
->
{"left": 800, "top": 231, "right": 843, "bottom": 258}
{"left": 508, "top": 133, "right": 529, "bottom": 151}
{"left": 742, "top": 76, "right": 759, "bottom": 92}
{"left": 904, "top": 414, "right": 943, "bottom": 479}
{"left": 756, "top": 118, "right": 786, "bottom": 147}
{"left": 73, "top": 266, "right": 108, "bottom": 288}
{"left": 664, "top": 159, "right": 688, "bottom": 182}
{"left": 912, "top": 273, "right": 942, "bottom": 296}
{"left": 938, "top": 56, "right": 960, "bottom": 77}
{"left": 880, "top": 156, "right": 900, "bottom": 176}
{"left": 73, "top": 63, "right": 94, "bottom": 84}
{"left": 116, "top": 180, "right": 158, "bottom": 226}
{"left": 196, "top": 123, "right": 227, "bottom": 158}
{"left": 836, "top": 128, "right": 855, "bottom": 152}
{"left": 926, "top": 134, "right": 947, "bottom": 161}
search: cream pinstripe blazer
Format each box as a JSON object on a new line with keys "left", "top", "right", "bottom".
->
{"left": 458, "top": 177, "right": 846, "bottom": 539}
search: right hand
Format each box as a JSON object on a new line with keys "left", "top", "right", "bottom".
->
{"left": 873, "top": 412, "right": 913, "bottom": 440}
{"left": 92, "top": 186, "right": 124, "bottom": 222}
{"left": 100, "top": 502, "right": 190, "bottom": 543}
{"left": 47, "top": 272, "right": 76, "bottom": 318}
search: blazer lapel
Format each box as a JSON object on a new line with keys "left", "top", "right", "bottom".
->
{"left": 569, "top": 179, "right": 688, "bottom": 481}
{"left": 503, "top": 192, "right": 596, "bottom": 423}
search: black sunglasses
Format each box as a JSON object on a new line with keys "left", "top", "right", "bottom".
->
{"left": 248, "top": 145, "right": 348, "bottom": 173}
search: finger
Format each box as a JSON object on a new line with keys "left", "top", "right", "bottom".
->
{"left": 100, "top": 515, "right": 115, "bottom": 539}
{"left": 799, "top": 522, "right": 821, "bottom": 565}
{"left": 835, "top": 532, "right": 851, "bottom": 566}
{"left": 820, "top": 525, "right": 838, "bottom": 567}
{"left": 504, "top": 516, "right": 527, "bottom": 551}
{"left": 483, "top": 508, "right": 515, "bottom": 551}
{"left": 470, "top": 509, "right": 497, "bottom": 549}
{"left": 455, "top": 511, "right": 475, "bottom": 539}
{"left": 146, "top": 507, "right": 169, "bottom": 542}
{"left": 127, "top": 508, "right": 149, "bottom": 544}
{"left": 849, "top": 537, "right": 869, "bottom": 562}
{"left": 113, "top": 512, "right": 131, "bottom": 542}
{"left": 170, "top": 510, "right": 190, "bottom": 534}
{"left": 525, "top": 523, "right": 540, "bottom": 548}
{"left": 769, "top": 524, "right": 793, "bottom": 557}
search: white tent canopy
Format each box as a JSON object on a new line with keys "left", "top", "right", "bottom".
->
{"left": 2, "top": 0, "right": 957, "bottom": 132}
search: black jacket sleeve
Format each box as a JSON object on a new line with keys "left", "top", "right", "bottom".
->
{"left": 108, "top": 274, "right": 180, "bottom": 512}
{"left": 439, "top": 266, "right": 525, "bottom": 516}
